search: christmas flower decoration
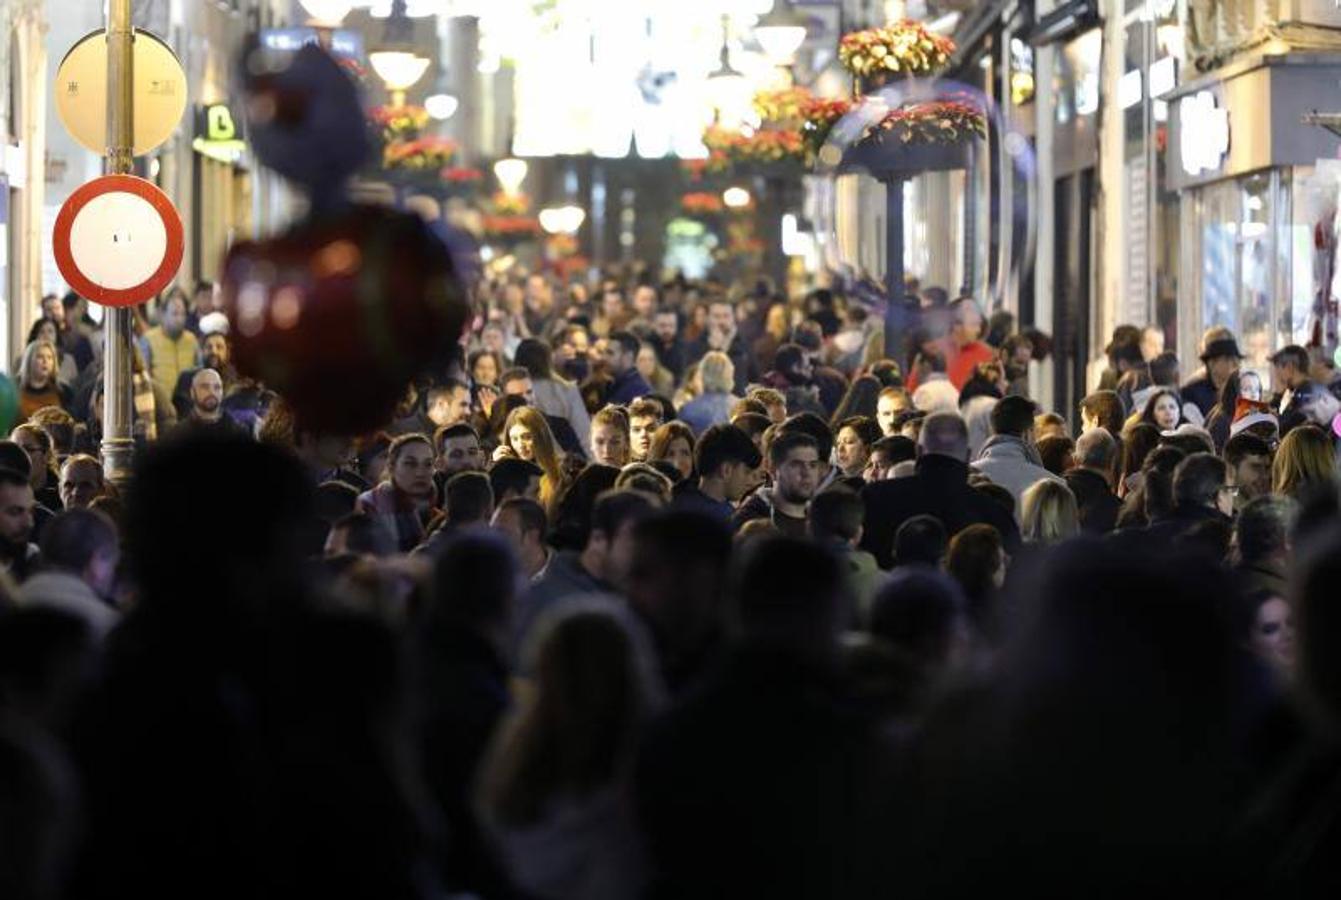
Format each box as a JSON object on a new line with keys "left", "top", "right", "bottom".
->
{"left": 838, "top": 20, "right": 955, "bottom": 79}
{"left": 370, "top": 104, "right": 430, "bottom": 139}
{"left": 442, "top": 166, "right": 484, "bottom": 183}
{"left": 863, "top": 98, "right": 987, "bottom": 146}
{"left": 681, "top": 192, "right": 724, "bottom": 215}
{"left": 752, "top": 87, "right": 814, "bottom": 129}
{"left": 482, "top": 215, "right": 542, "bottom": 239}
{"left": 383, "top": 136, "right": 458, "bottom": 170}
{"left": 700, "top": 125, "right": 805, "bottom": 169}
{"left": 800, "top": 97, "right": 854, "bottom": 155}
{"left": 681, "top": 158, "right": 710, "bottom": 182}
{"left": 490, "top": 191, "right": 530, "bottom": 216}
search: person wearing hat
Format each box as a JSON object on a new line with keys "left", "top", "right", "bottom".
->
{"left": 1228, "top": 396, "right": 1280, "bottom": 446}
{"left": 1180, "top": 327, "right": 1243, "bottom": 419}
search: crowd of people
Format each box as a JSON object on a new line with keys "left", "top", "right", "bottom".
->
{"left": 2, "top": 267, "right": 1341, "bottom": 899}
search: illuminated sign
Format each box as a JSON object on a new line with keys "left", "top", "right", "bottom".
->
{"left": 193, "top": 103, "right": 246, "bottom": 163}
{"left": 259, "top": 28, "right": 362, "bottom": 58}
{"left": 1180, "top": 90, "right": 1229, "bottom": 176}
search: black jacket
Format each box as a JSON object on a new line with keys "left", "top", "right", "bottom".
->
{"left": 860, "top": 455, "right": 1021, "bottom": 569}
{"left": 1064, "top": 468, "right": 1122, "bottom": 535}
{"left": 1180, "top": 372, "right": 1219, "bottom": 419}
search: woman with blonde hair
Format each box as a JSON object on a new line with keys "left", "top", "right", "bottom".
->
{"left": 16, "top": 340, "right": 71, "bottom": 420}
{"left": 479, "top": 605, "right": 655, "bottom": 900}
{"left": 497, "top": 405, "right": 567, "bottom": 512}
{"left": 1272, "top": 425, "right": 1337, "bottom": 500}
{"left": 1020, "top": 479, "right": 1080, "bottom": 544}
{"left": 677, "top": 350, "right": 737, "bottom": 436}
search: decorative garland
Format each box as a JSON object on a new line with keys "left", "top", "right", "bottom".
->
{"left": 701, "top": 124, "right": 804, "bottom": 171}
{"left": 752, "top": 87, "right": 814, "bottom": 130}
{"left": 838, "top": 20, "right": 955, "bottom": 79}
{"left": 383, "top": 136, "right": 458, "bottom": 171}
{"left": 370, "top": 104, "right": 430, "bottom": 140}
{"left": 800, "top": 97, "right": 854, "bottom": 156}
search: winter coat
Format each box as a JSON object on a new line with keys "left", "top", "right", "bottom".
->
{"left": 971, "top": 435, "right": 1064, "bottom": 511}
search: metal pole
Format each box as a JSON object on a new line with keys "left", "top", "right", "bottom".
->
{"left": 102, "top": 0, "right": 135, "bottom": 485}
{"left": 883, "top": 174, "right": 905, "bottom": 361}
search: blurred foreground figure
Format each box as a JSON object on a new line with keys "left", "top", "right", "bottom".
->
{"left": 75, "top": 435, "right": 434, "bottom": 899}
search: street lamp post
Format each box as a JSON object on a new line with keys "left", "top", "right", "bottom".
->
{"left": 102, "top": 0, "right": 135, "bottom": 485}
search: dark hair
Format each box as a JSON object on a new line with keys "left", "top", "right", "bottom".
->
{"left": 779, "top": 412, "right": 833, "bottom": 461}
{"left": 894, "top": 515, "right": 947, "bottom": 567}
{"left": 830, "top": 375, "right": 882, "bottom": 425}
{"left": 590, "top": 489, "right": 656, "bottom": 541}
{"left": 496, "top": 497, "right": 547, "bottom": 540}
{"left": 427, "top": 379, "right": 469, "bottom": 404}
{"left": 1140, "top": 388, "right": 1183, "bottom": 429}
{"left": 1233, "top": 495, "right": 1296, "bottom": 565}
{"left": 429, "top": 531, "right": 517, "bottom": 632}
{"left": 731, "top": 412, "right": 772, "bottom": 441}
{"left": 773, "top": 344, "right": 806, "bottom": 377}
{"left": 974, "top": 481, "right": 1016, "bottom": 515}
{"left": 445, "top": 471, "right": 494, "bottom": 524}
{"left": 834, "top": 416, "right": 882, "bottom": 451}
{"left": 315, "top": 480, "right": 359, "bottom": 523}
{"left": 1173, "top": 453, "right": 1226, "bottom": 509}
{"left": 330, "top": 511, "right": 395, "bottom": 557}
{"left": 387, "top": 433, "right": 433, "bottom": 467}
{"left": 945, "top": 523, "right": 1004, "bottom": 637}
{"left": 1080, "top": 391, "right": 1124, "bottom": 437}
{"left": 733, "top": 536, "right": 842, "bottom": 640}
{"left": 1149, "top": 352, "right": 1180, "bottom": 387}
{"left": 695, "top": 424, "right": 762, "bottom": 478}
{"left": 872, "top": 435, "right": 917, "bottom": 465}
{"left": 490, "top": 458, "right": 544, "bottom": 501}
{"left": 0, "top": 444, "right": 32, "bottom": 479}
{"left": 499, "top": 367, "right": 531, "bottom": 390}
{"left": 869, "top": 567, "right": 964, "bottom": 664}
{"left": 768, "top": 430, "right": 819, "bottom": 468}
{"left": 513, "top": 339, "right": 555, "bottom": 380}
{"left": 1036, "top": 435, "right": 1075, "bottom": 476}
{"left": 1120, "top": 423, "right": 1161, "bottom": 485}
{"left": 1141, "top": 445, "right": 1186, "bottom": 522}
{"left": 434, "top": 422, "right": 478, "bottom": 452}
{"left": 550, "top": 464, "right": 621, "bottom": 551}
{"left": 809, "top": 488, "right": 864, "bottom": 543}
{"left": 26, "top": 316, "right": 60, "bottom": 346}
{"left": 608, "top": 331, "right": 640, "bottom": 358}
{"left": 627, "top": 397, "right": 663, "bottom": 424}
{"left": 39, "top": 508, "right": 117, "bottom": 573}
{"left": 1271, "top": 344, "right": 1309, "bottom": 372}
{"left": 1224, "top": 432, "right": 1272, "bottom": 469}
{"left": 989, "top": 395, "right": 1038, "bottom": 437}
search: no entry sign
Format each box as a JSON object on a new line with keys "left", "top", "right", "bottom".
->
{"left": 54, "top": 174, "right": 183, "bottom": 307}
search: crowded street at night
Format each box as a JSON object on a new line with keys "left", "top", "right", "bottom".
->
{"left": 0, "top": 0, "right": 1340, "bottom": 897}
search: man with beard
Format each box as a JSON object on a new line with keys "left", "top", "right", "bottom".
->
{"left": 173, "top": 330, "right": 237, "bottom": 417}
{"left": 1000, "top": 333, "right": 1033, "bottom": 396}
{"left": 178, "top": 369, "right": 243, "bottom": 437}
{"left": 732, "top": 431, "right": 821, "bottom": 538}
{"left": 0, "top": 467, "right": 38, "bottom": 581}
{"left": 687, "top": 299, "right": 750, "bottom": 394}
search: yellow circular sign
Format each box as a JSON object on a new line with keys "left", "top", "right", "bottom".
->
{"left": 55, "top": 28, "right": 188, "bottom": 157}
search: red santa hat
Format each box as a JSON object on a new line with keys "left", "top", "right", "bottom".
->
{"left": 1229, "top": 397, "right": 1278, "bottom": 438}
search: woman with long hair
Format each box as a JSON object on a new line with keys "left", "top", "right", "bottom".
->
{"left": 1272, "top": 425, "right": 1337, "bottom": 500}
{"left": 1020, "top": 479, "right": 1080, "bottom": 544}
{"left": 830, "top": 374, "right": 882, "bottom": 426}
{"left": 1139, "top": 388, "right": 1183, "bottom": 432}
{"left": 833, "top": 416, "right": 882, "bottom": 480}
{"left": 479, "top": 605, "right": 655, "bottom": 900}
{"left": 16, "top": 340, "right": 72, "bottom": 421}
{"left": 498, "top": 406, "right": 567, "bottom": 512}
{"left": 18, "top": 318, "right": 78, "bottom": 384}
{"left": 515, "top": 338, "right": 592, "bottom": 456}
{"left": 1117, "top": 422, "right": 1161, "bottom": 498}
{"left": 647, "top": 421, "right": 695, "bottom": 483}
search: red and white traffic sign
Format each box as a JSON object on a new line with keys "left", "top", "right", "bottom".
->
{"left": 53, "top": 174, "right": 183, "bottom": 308}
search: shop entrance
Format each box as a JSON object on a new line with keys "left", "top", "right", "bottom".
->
{"left": 1053, "top": 169, "right": 1094, "bottom": 427}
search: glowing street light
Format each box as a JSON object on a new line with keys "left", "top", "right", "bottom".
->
{"left": 298, "top": 0, "right": 354, "bottom": 27}
{"left": 723, "top": 186, "right": 752, "bottom": 208}
{"left": 539, "top": 204, "right": 586, "bottom": 235}
{"left": 425, "top": 93, "right": 460, "bottom": 120}
{"left": 369, "top": 51, "right": 430, "bottom": 105}
{"left": 754, "top": 0, "right": 808, "bottom": 64}
{"left": 493, "top": 157, "right": 528, "bottom": 194}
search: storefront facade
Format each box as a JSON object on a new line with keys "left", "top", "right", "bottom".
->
{"left": 1167, "top": 53, "right": 1341, "bottom": 375}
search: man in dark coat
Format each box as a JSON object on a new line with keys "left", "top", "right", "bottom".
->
{"left": 861, "top": 412, "right": 1020, "bottom": 569}
{"left": 1064, "top": 428, "right": 1123, "bottom": 535}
